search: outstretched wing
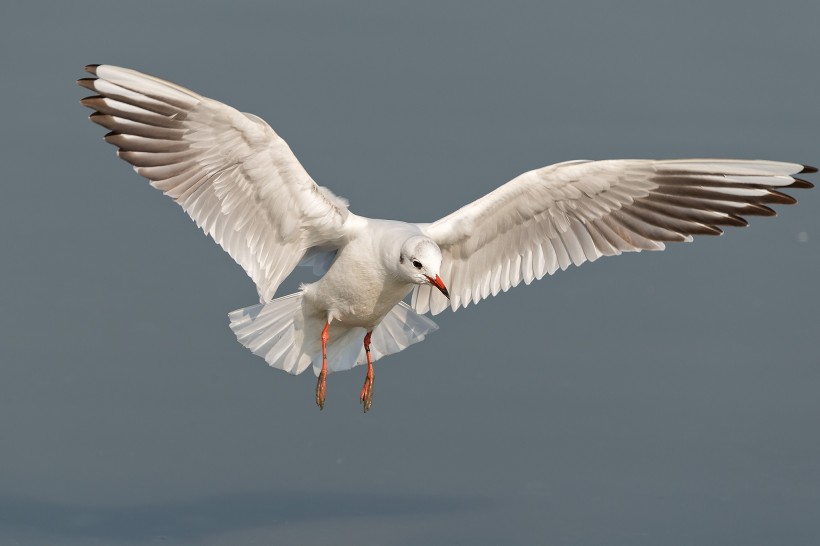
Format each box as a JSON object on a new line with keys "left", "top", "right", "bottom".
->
{"left": 413, "top": 159, "right": 814, "bottom": 315}
{"left": 79, "top": 64, "right": 353, "bottom": 302}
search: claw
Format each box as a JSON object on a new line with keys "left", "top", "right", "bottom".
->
{"left": 316, "top": 321, "right": 330, "bottom": 410}
{"left": 316, "top": 370, "right": 327, "bottom": 410}
{"left": 360, "top": 375, "right": 374, "bottom": 412}
{"left": 360, "top": 330, "right": 374, "bottom": 413}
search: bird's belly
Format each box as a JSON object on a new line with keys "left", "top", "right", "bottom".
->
{"left": 303, "top": 271, "right": 411, "bottom": 329}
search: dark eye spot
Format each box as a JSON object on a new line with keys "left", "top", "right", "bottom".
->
{"left": 412, "top": 260, "right": 422, "bottom": 269}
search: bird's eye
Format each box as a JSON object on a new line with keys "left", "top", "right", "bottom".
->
{"left": 412, "top": 260, "right": 422, "bottom": 269}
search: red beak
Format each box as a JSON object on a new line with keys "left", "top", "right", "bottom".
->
{"left": 425, "top": 274, "right": 450, "bottom": 299}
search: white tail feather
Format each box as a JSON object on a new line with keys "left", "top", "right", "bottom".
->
{"left": 228, "top": 294, "right": 439, "bottom": 376}
{"left": 361, "top": 302, "right": 439, "bottom": 363}
{"left": 229, "top": 293, "right": 312, "bottom": 375}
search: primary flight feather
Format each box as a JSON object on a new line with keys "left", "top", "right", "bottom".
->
{"left": 79, "top": 64, "right": 814, "bottom": 412}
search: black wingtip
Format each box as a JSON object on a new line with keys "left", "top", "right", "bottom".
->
{"left": 79, "top": 95, "right": 102, "bottom": 109}
{"left": 765, "top": 190, "right": 798, "bottom": 205}
{"left": 84, "top": 64, "right": 100, "bottom": 75}
{"left": 77, "top": 77, "right": 96, "bottom": 91}
{"left": 790, "top": 178, "right": 815, "bottom": 189}
{"left": 799, "top": 164, "right": 818, "bottom": 174}
{"left": 745, "top": 204, "right": 777, "bottom": 217}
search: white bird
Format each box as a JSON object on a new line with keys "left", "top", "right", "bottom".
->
{"left": 79, "top": 64, "right": 814, "bottom": 412}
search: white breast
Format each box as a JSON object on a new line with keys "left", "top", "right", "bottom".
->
{"left": 302, "top": 231, "right": 414, "bottom": 329}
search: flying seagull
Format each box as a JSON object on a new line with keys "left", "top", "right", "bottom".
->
{"left": 78, "top": 64, "right": 814, "bottom": 412}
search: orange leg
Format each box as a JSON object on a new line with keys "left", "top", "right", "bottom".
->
{"left": 359, "top": 331, "right": 375, "bottom": 412}
{"left": 315, "top": 322, "right": 330, "bottom": 410}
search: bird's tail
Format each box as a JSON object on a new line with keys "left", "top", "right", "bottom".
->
{"left": 228, "top": 293, "right": 439, "bottom": 377}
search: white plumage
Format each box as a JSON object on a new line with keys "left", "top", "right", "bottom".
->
{"left": 412, "top": 158, "right": 810, "bottom": 314}
{"left": 79, "top": 65, "right": 814, "bottom": 411}
{"left": 81, "top": 65, "right": 350, "bottom": 303}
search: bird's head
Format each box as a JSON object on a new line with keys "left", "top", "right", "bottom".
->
{"left": 398, "top": 236, "right": 449, "bottom": 298}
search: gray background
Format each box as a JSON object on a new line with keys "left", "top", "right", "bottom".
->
{"left": 1, "top": 1, "right": 819, "bottom": 544}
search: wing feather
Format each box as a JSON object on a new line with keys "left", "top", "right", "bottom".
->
{"left": 416, "top": 159, "right": 813, "bottom": 314}
{"left": 80, "top": 65, "right": 355, "bottom": 301}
